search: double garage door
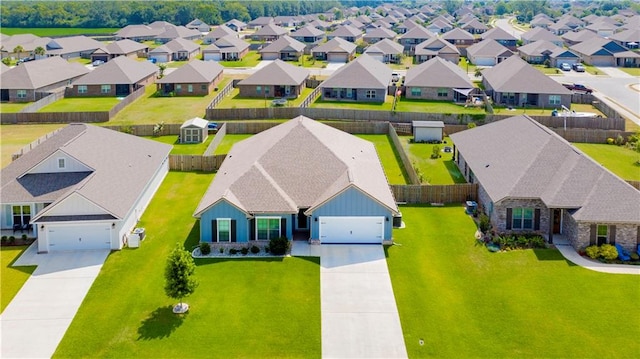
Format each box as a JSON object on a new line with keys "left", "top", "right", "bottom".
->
{"left": 48, "top": 224, "right": 111, "bottom": 251}
{"left": 319, "top": 216, "right": 384, "bottom": 244}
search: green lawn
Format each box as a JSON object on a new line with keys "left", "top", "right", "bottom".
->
{"left": 311, "top": 96, "right": 394, "bottom": 111}
{"left": 1, "top": 246, "right": 36, "bottom": 313}
{"left": 1, "top": 102, "right": 32, "bottom": 113}
{"left": 38, "top": 97, "right": 121, "bottom": 112}
{"left": 145, "top": 135, "right": 214, "bottom": 155}
{"left": 68, "top": 57, "right": 92, "bottom": 65}
{"left": 395, "top": 99, "right": 485, "bottom": 114}
{"left": 458, "top": 57, "right": 477, "bottom": 76}
{"left": 295, "top": 55, "right": 328, "bottom": 68}
{"left": 400, "top": 136, "right": 465, "bottom": 184}
{"left": 0, "top": 124, "right": 65, "bottom": 168}
{"left": 1, "top": 27, "right": 118, "bottom": 36}
{"left": 216, "top": 87, "right": 314, "bottom": 109}
{"left": 620, "top": 67, "right": 640, "bottom": 76}
{"left": 165, "top": 60, "right": 189, "bottom": 68}
{"left": 356, "top": 135, "right": 408, "bottom": 184}
{"left": 213, "top": 134, "right": 253, "bottom": 154}
{"left": 219, "top": 51, "right": 261, "bottom": 68}
{"left": 387, "top": 205, "right": 640, "bottom": 358}
{"left": 582, "top": 63, "right": 602, "bottom": 75}
{"left": 389, "top": 56, "right": 414, "bottom": 70}
{"left": 533, "top": 64, "right": 563, "bottom": 75}
{"left": 54, "top": 172, "right": 321, "bottom": 358}
{"left": 492, "top": 104, "right": 605, "bottom": 117}
{"left": 573, "top": 143, "right": 640, "bottom": 181}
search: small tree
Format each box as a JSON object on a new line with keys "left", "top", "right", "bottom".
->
{"left": 474, "top": 67, "right": 482, "bottom": 78}
{"left": 13, "top": 45, "right": 24, "bottom": 60}
{"left": 158, "top": 63, "right": 167, "bottom": 78}
{"left": 164, "top": 243, "right": 198, "bottom": 313}
{"left": 34, "top": 46, "right": 45, "bottom": 58}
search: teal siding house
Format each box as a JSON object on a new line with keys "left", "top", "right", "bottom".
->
{"left": 194, "top": 116, "right": 399, "bottom": 244}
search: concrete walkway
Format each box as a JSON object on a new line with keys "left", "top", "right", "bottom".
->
{"left": 320, "top": 245, "right": 407, "bottom": 358}
{"left": 554, "top": 239, "right": 640, "bottom": 275}
{"left": 1, "top": 243, "right": 110, "bottom": 358}
{"left": 596, "top": 66, "right": 635, "bottom": 78}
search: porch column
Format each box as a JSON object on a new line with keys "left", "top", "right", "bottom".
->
{"left": 548, "top": 208, "right": 554, "bottom": 244}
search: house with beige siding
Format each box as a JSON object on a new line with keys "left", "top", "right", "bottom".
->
{"left": 236, "top": 59, "right": 309, "bottom": 98}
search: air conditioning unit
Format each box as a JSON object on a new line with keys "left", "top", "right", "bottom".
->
{"left": 128, "top": 233, "right": 140, "bottom": 248}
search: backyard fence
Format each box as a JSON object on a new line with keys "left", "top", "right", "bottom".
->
{"left": 103, "top": 123, "right": 183, "bottom": 136}
{"left": 168, "top": 154, "right": 226, "bottom": 172}
{"left": 11, "top": 128, "right": 64, "bottom": 160}
{"left": 19, "top": 91, "right": 65, "bottom": 113}
{"left": 206, "top": 80, "right": 235, "bottom": 109}
{"left": 299, "top": 86, "right": 321, "bottom": 108}
{"left": 550, "top": 129, "right": 635, "bottom": 144}
{"left": 108, "top": 86, "right": 147, "bottom": 117}
{"left": 627, "top": 181, "right": 640, "bottom": 191}
{"left": 203, "top": 123, "right": 227, "bottom": 156}
{"left": 388, "top": 123, "right": 420, "bottom": 185}
{"left": 391, "top": 184, "right": 478, "bottom": 204}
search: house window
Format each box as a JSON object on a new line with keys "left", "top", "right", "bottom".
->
{"left": 411, "top": 87, "right": 421, "bottom": 96}
{"left": 264, "top": 87, "right": 270, "bottom": 95}
{"left": 365, "top": 90, "right": 376, "bottom": 99}
{"left": 512, "top": 208, "right": 534, "bottom": 230}
{"left": 597, "top": 225, "right": 608, "bottom": 245}
{"left": 58, "top": 158, "right": 66, "bottom": 169}
{"left": 101, "top": 85, "right": 111, "bottom": 94}
{"left": 346, "top": 88, "right": 352, "bottom": 98}
{"left": 17, "top": 90, "right": 27, "bottom": 99}
{"left": 217, "top": 219, "right": 231, "bottom": 242}
{"left": 12, "top": 205, "right": 31, "bottom": 227}
{"left": 176, "top": 84, "right": 182, "bottom": 93}
{"left": 256, "top": 217, "right": 280, "bottom": 240}
{"left": 549, "top": 95, "right": 561, "bottom": 105}
{"left": 201, "top": 85, "right": 207, "bottom": 91}
{"left": 78, "top": 85, "right": 87, "bottom": 94}
{"left": 256, "top": 86, "right": 262, "bottom": 94}
{"left": 188, "top": 84, "right": 193, "bottom": 93}
{"left": 437, "top": 88, "right": 448, "bottom": 97}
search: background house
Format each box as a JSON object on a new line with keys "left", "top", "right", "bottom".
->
{"left": 71, "top": 56, "right": 157, "bottom": 97}
{"left": 319, "top": 54, "right": 392, "bottom": 103}
{"left": 148, "top": 38, "right": 200, "bottom": 63}
{"left": 202, "top": 35, "right": 250, "bottom": 61}
{"left": 259, "top": 35, "right": 306, "bottom": 61}
{"left": 466, "top": 39, "right": 514, "bottom": 66}
{"left": 311, "top": 37, "right": 357, "bottom": 62}
{"left": 236, "top": 59, "right": 309, "bottom": 98}
{"left": 156, "top": 60, "right": 223, "bottom": 96}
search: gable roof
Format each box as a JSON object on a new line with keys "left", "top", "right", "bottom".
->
{"left": 521, "top": 27, "right": 563, "bottom": 43}
{"left": 461, "top": 18, "right": 489, "bottom": 31}
{"left": 466, "top": 39, "right": 513, "bottom": 58}
{"left": 441, "top": 27, "right": 475, "bottom": 41}
{"left": 364, "top": 38, "right": 404, "bottom": 55}
{"left": 237, "top": 59, "right": 309, "bottom": 86}
{"left": 74, "top": 56, "right": 157, "bottom": 85}
{"left": 204, "top": 25, "right": 237, "bottom": 40}
{"left": 290, "top": 25, "right": 325, "bottom": 37}
{"left": 203, "top": 35, "right": 249, "bottom": 53}
{"left": 181, "top": 117, "right": 208, "bottom": 129}
{"left": 155, "top": 25, "right": 201, "bottom": 40}
{"left": 329, "top": 24, "right": 363, "bottom": 38}
{"left": 319, "top": 54, "right": 391, "bottom": 89}
{"left": 253, "top": 23, "right": 288, "bottom": 37}
{"left": 415, "top": 37, "right": 460, "bottom": 55}
{"left": 561, "top": 29, "right": 600, "bottom": 44}
{"left": 363, "top": 27, "right": 397, "bottom": 40}
{"left": 570, "top": 37, "right": 628, "bottom": 56}
{"left": 105, "top": 39, "right": 148, "bottom": 55}
{"left": 405, "top": 56, "right": 473, "bottom": 88}
{"left": 399, "top": 25, "right": 434, "bottom": 40}
{"left": 194, "top": 116, "right": 398, "bottom": 216}
{"left": 311, "top": 37, "right": 357, "bottom": 54}
{"left": 482, "top": 56, "right": 571, "bottom": 95}
{"left": 115, "top": 24, "right": 163, "bottom": 39}
{"left": 0, "top": 56, "right": 89, "bottom": 90}
{"left": 149, "top": 38, "right": 200, "bottom": 54}
{"left": 259, "top": 35, "right": 306, "bottom": 53}
{"left": 610, "top": 28, "right": 640, "bottom": 43}
{"left": 518, "top": 40, "right": 561, "bottom": 57}
{"left": 0, "top": 34, "right": 51, "bottom": 53}
{"left": 481, "top": 26, "right": 517, "bottom": 41}
{"left": 450, "top": 116, "right": 640, "bottom": 223}
{"left": 157, "top": 60, "right": 223, "bottom": 84}
{"left": 45, "top": 36, "right": 106, "bottom": 56}
{"left": 1, "top": 124, "right": 171, "bottom": 220}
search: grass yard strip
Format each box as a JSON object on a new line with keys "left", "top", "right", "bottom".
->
{"left": 0, "top": 27, "right": 118, "bottom": 36}
{"left": 573, "top": 143, "right": 640, "bottom": 181}
{"left": 144, "top": 135, "right": 214, "bottom": 155}
{"left": 38, "top": 97, "right": 121, "bottom": 112}
{"left": 54, "top": 172, "right": 321, "bottom": 358}
{"left": 0, "top": 102, "right": 32, "bottom": 113}
{"left": 386, "top": 205, "right": 640, "bottom": 358}
{"left": 213, "top": 134, "right": 253, "bottom": 154}
{"left": 533, "top": 65, "right": 563, "bottom": 75}
{"left": 356, "top": 134, "right": 409, "bottom": 185}
{"left": 395, "top": 99, "right": 485, "bottom": 114}
{"left": 216, "top": 87, "right": 315, "bottom": 109}
{"left": 0, "top": 124, "right": 65, "bottom": 169}
{"left": 311, "top": 96, "right": 394, "bottom": 111}
{"left": 619, "top": 67, "right": 640, "bottom": 76}
{"left": 400, "top": 136, "right": 465, "bottom": 184}
{"left": 219, "top": 51, "right": 261, "bottom": 68}
{"left": 1, "top": 246, "right": 36, "bottom": 313}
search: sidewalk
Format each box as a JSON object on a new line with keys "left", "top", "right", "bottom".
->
{"left": 554, "top": 239, "right": 640, "bottom": 275}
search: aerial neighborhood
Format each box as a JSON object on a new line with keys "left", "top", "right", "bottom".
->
{"left": 1, "top": 0, "right": 639, "bottom": 358}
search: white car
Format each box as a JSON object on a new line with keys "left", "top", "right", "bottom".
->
{"left": 560, "top": 63, "right": 571, "bottom": 71}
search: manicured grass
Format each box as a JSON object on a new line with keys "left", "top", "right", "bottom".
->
{"left": 1, "top": 28, "right": 118, "bottom": 36}
{"left": 1, "top": 246, "right": 36, "bottom": 313}
{"left": 400, "top": 136, "right": 465, "bottom": 184}
{"left": 620, "top": 67, "right": 640, "bottom": 76}
{"left": 144, "top": 135, "right": 214, "bottom": 155}
{"left": 1, "top": 102, "right": 32, "bottom": 113}
{"left": 356, "top": 135, "right": 408, "bottom": 184}
{"left": 533, "top": 64, "right": 563, "bottom": 75}
{"left": 0, "top": 124, "right": 65, "bottom": 168}
{"left": 311, "top": 96, "right": 394, "bottom": 111}
{"left": 492, "top": 104, "right": 605, "bottom": 117}
{"left": 295, "top": 55, "right": 328, "bottom": 68}
{"left": 458, "top": 57, "right": 477, "bottom": 75}
{"left": 219, "top": 51, "right": 261, "bottom": 68}
{"left": 165, "top": 60, "right": 189, "bottom": 68}
{"left": 54, "top": 172, "right": 321, "bottom": 358}
{"left": 582, "top": 63, "right": 602, "bottom": 75}
{"left": 387, "top": 205, "right": 640, "bottom": 358}
{"left": 213, "top": 134, "right": 253, "bottom": 155}
{"left": 395, "top": 99, "right": 485, "bottom": 114}
{"left": 573, "top": 143, "right": 640, "bottom": 181}
{"left": 38, "top": 97, "right": 121, "bottom": 112}
{"left": 68, "top": 57, "right": 92, "bottom": 65}
{"left": 389, "top": 56, "right": 414, "bottom": 70}
{"left": 216, "top": 87, "right": 314, "bottom": 109}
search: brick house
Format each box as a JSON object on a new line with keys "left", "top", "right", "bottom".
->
{"left": 404, "top": 56, "right": 474, "bottom": 102}
{"left": 319, "top": 54, "right": 391, "bottom": 103}
{"left": 236, "top": 59, "right": 309, "bottom": 98}
{"left": 156, "top": 60, "right": 223, "bottom": 96}
{"left": 70, "top": 56, "right": 157, "bottom": 97}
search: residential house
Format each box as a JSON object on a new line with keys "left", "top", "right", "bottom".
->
{"left": 0, "top": 56, "right": 89, "bottom": 102}
{"left": 450, "top": 115, "right": 640, "bottom": 252}
{"left": 319, "top": 54, "right": 392, "bottom": 103}
{"left": 571, "top": 37, "right": 640, "bottom": 67}
{"left": 548, "top": 48, "right": 581, "bottom": 68}
{"left": 225, "top": 19, "right": 247, "bottom": 32}
{"left": 481, "top": 27, "right": 518, "bottom": 51}
{"left": 414, "top": 37, "right": 461, "bottom": 64}
{"left": 44, "top": 36, "right": 106, "bottom": 59}
{"left": 156, "top": 60, "right": 223, "bottom": 96}
{"left": 521, "top": 28, "right": 564, "bottom": 47}
{"left": 517, "top": 40, "right": 561, "bottom": 65}
{"left": 115, "top": 24, "right": 164, "bottom": 42}
{"left": 0, "top": 34, "right": 51, "bottom": 59}
{"left": 0, "top": 124, "right": 171, "bottom": 252}
{"left": 309, "top": 19, "right": 333, "bottom": 31}
{"left": 179, "top": 117, "right": 208, "bottom": 143}
{"left": 482, "top": 56, "right": 571, "bottom": 108}
{"left": 290, "top": 25, "right": 326, "bottom": 45}
{"left": 343, "top": 19, "right": 366, "bottom": 31}
{"left": 193, "top": 116, "right": 399, "bottom": 244}
{"left": 236, "top": 59, "right": 309, "bottom": 98}
{"left": 202, "top": 35, "right": 250, "bottom": 61}
{"left": 364, "top": 38, "right": 404, "bottom": 64}
{"left": 530, "top": 15, "right": 554, "bottom": 29}
{"left": 356, "top": 15, "right": 373, "bottom": 24}
{"left": 441, "top": 27, "right": 475, "bottom": 56}
{"left": 154, "top": 26, "right": 201, "bottom": 43}
{"left": 202, "top": 25, "right": 237, "bottom": 45}
{"left": 252, "top": 23, "right": 288, "bottom": 42}
{"left": 426, "top": 19, "right": 453, "bottom": 34}
{"left": 148, "top": 38, "right": 200, "bottom": 63}
{"left": 396, "top": 19, "right": 420, "bottom": 34}
{"left": 460, "top": 18, "right": 489, "bottom": 35}
{"left": 549, "top": 20, "right": 578, "bottom": 36}
{"left": 248, "top": 16, "right": 274, "bottom": 29}
{"left": 70, "top": 56, "right": 157, "bottom": 97}
{"left": 404, "top": 56, "right": 474, "bottom": 102}
{"left": 398, "top": 25, "right": 434, "bottom": 52}
{"left": 259, "top": 35, "right": 306, "bottom": 61}
{"left": 90, "top": 39, "right": 149, "bottom": 63}
{"left": 186, "top": 19, "right": 210, "bottom": 32}
{"left": 273, "top": 16, "right": 301, "bottom": 28}
{"left": 363, "top": 27, "right": 397, "bottom": 44}
{"left": 466, "top": 39, "right": 513, "bottom": 66}
{"left": 584, "top": 21, "right": 618, "bottom": 38}
{"left": 327, "top": 25, "right": 363, "bottom": 43}
{"left": 610, "top": 28, "right": 640, "bottom": 49}
{"left": 561, "top": 29, "right": 600, "bottom": 47}
{"left": 311, "top": 37, "right": 357, "bottom": 63}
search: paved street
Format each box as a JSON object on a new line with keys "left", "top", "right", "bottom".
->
{"left": 494, "top": 17, "right": 524, "bottom": 39}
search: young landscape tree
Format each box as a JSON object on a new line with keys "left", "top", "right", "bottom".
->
{"left": 164, "top": 243, "right": 198, "bottom": 314}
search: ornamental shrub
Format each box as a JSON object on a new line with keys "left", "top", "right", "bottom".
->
{"left": 250, "top": 245, "right": 260, "bottom": 254}
{"left": 478, "top": 214, "right": 491, "bottom": 233}
{"left": 199, "top": 242, "right": 211, "bottom": 255}
{"left": 606, "top": 138, "right": 615, "bottom": 145}
{"left": 269, "top": 236, "right": 289, "bottom": 255}
{"left": 599, "top": 244, "right": 618, "bottom": 260}
{"left": 585, "top": 245, "right": 600, "bottom": 259}
{"left": 229, "top": 248, "right": 238, "bottom": 255}
{"left": 240, "top": 247, "right": 249, "bottom": 255}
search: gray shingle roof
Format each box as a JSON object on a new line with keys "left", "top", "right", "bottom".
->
{"left": 155, "top": 25, "right": 201, "bottom": 40}
{"left": 0, "top": 34, "right": 51, "bottom": 53}
{"left": 610, "top": 28, "right": 640, "bottom": 43}
{"left": 441, "top": 27, "right": 475, "bottom": 41}
{"left": 481, "top": 27, "right": 518, "bottom": 41}
{"left": 570, "top": 37, "right": 627, "bottom": 56}
{"left": 363, "top": 27, "right": 397, "bottom": 40}
{"left": 2, "top": 124, "right": 171, "bottom": 220}
{"left": 290, "top": 25, "right": 325, "bottom": 37}
{"left": 415, "top": 37, "right": 460, "bottom": 55}
{"left": 204, "top": 25, "right": 237, "bottom": 41}
{"left": 405, "top": 56, "right": 473, "bottom": 88}
{"left": 45, "top": 36, "right": 106, "bottom": 56}
{"left": 157, "top": 59, "right": 223, "bottom": 84}
{"left": 329, "top": 24, "right": 363, "bottom": 38}
{"left": 466, "top": 39, "right": 513, "bottom": 58}
{"left": 237, "top": 59, "right": 309, "bottom": 86}
{"left": 518, "top": 40, "right": 561, "bottom": 57}
{"left": 259, "top": 35, "right": 306, "bottom": 53}
{"left": 116, "top": 24, "right": 162, "bottom": 39}
{"left": 253, "top": 23, "right": 288, "bottom": 36}
{"left": 105, "top": 39, "right": 148, "bottom": 55}
{"left": 74, "top": 56, "right": 158, "bottom": 85}
{"left": 482, "top": 56, "right": 571, "bottom": 95}
{"left": 149, "top": 38, "right": 200, "bottom": 54}
{"left": 521, "top": 27, "right": 563, "bottom": 43}
{"left": 450, "top": 116, "right": 640, "bottom": 223}
{"left": 319, "top": 54, "right": 392, "bottom": 89}
{"left": 561, "top": 29, "right": 600, "bottom": 44}
{"left": 194, "top": 116, "right": 398, "bottom": 216}
{"left": 311, "top": 37, "right": 357, "bottom": 54}
{"left": 203, "top": 35, "right": 249, "bottom": 53}
{"left": 0, "top": 56, "right": 89, "bottom": 90}
{"left": 364, "top": 38, "right": 404, "bottom": 55}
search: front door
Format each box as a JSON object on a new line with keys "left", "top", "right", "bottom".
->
{"left": 552, "top": 209, "right": 562, "bottom": 234}
{"left": 297, "top": 209, "right": 308, "bottom": 229}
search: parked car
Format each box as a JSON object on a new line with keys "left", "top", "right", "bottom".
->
{"left": 572, "top": 63, "right": 585, "bottom": 72}
{"left": 391, "top": 72, "right": 400, "bottom": 82}
{"left": 560, "top": 63, "right": 571, "bottom": 71}
{"left": 562, "top": 83, "right": 593, "bottom": 94}
{"left": 92, "top": 60, "right": 104, "bottom": 67}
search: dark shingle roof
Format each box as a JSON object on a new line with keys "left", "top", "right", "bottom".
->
{"left": 237, "top": 59, "right": 309, "bottom": 86}
{"left": 320, "top": 54, "right": 392, "bottom": 89}
{"left": 74, "top": 56, "right": 157, "bottom": 85}
{"left": 482, "top": 56, "right": 571, "bottom": 95}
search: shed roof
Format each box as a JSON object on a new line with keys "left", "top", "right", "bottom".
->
{"left": 413, "top": 121, "right": 445, "bottom": 128}
{"left": 181, "top": 117, "right": 208, "bottom": 129}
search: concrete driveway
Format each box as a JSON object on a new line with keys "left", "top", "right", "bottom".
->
{"left": 1, "top": 244, "right": 109, "bottom": 358}
{"left": 321, "top": 245, "right": 407, "bottom": 358}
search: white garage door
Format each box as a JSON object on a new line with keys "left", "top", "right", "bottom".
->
{"left": 319, "top": 216, "right": 384, "bottom": 244}
{"left": 48, "top": 224, "right": 111, "bottom": 251}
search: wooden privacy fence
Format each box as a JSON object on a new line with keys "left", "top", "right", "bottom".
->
{"left": 627, "top": 181, "right": 640, "bottom": 191}
{"left": 169, "top": 154, "right": 226, "bottom": 172}
{"left": 203, "top": 122, "right": 227, "bottom": 156}
{"left": 103, "top": 123, "right": 182, "bottom": 136}
{"left": 299, "top": 86, "right": 321, "bottom": 108}
{"left": 550, "top": 129, "right": 635, "bottom": 144}
{"left": 19, "top": 91, "right": 65, "bottom": 113}
{"left": 108, "top": 86, "right": 147, "bottom": 116}
{"left": 11, "top": 128, "right": 64, "bottom": 160}
{"left": 388, "top": 123, "right": 420, "bottom": 185}
{"left": 391, "top": 184, "right": 478, "bottom": 204}
{"left": 207, "top": 80, "right": 234, "bottom": 109}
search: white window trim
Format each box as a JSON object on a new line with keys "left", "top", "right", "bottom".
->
{"left": 512, "top": 207, "right": 534, "bottom": 230}
{"left": 17, "top": 90, "right": 27, "bottom": 98}
{"left": 255, "top": 216, "right": 281, "bottom": 241}
{"left": 12, "top": 204, "right": 32, "bottom": 226}
{"left": 216, "top": 218, "right": 231, "bottom": 242}
{"left": 596, "top": 224, "right": 608, "bottom": 244}
{"left": 78, "top": 85, "right": 87, "bottom": 94}
{"left": 57, "top": 157, "right": 66, "bottom": 169}
{"left": 101, "top": 84, "right": 111, "bottom": 94}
